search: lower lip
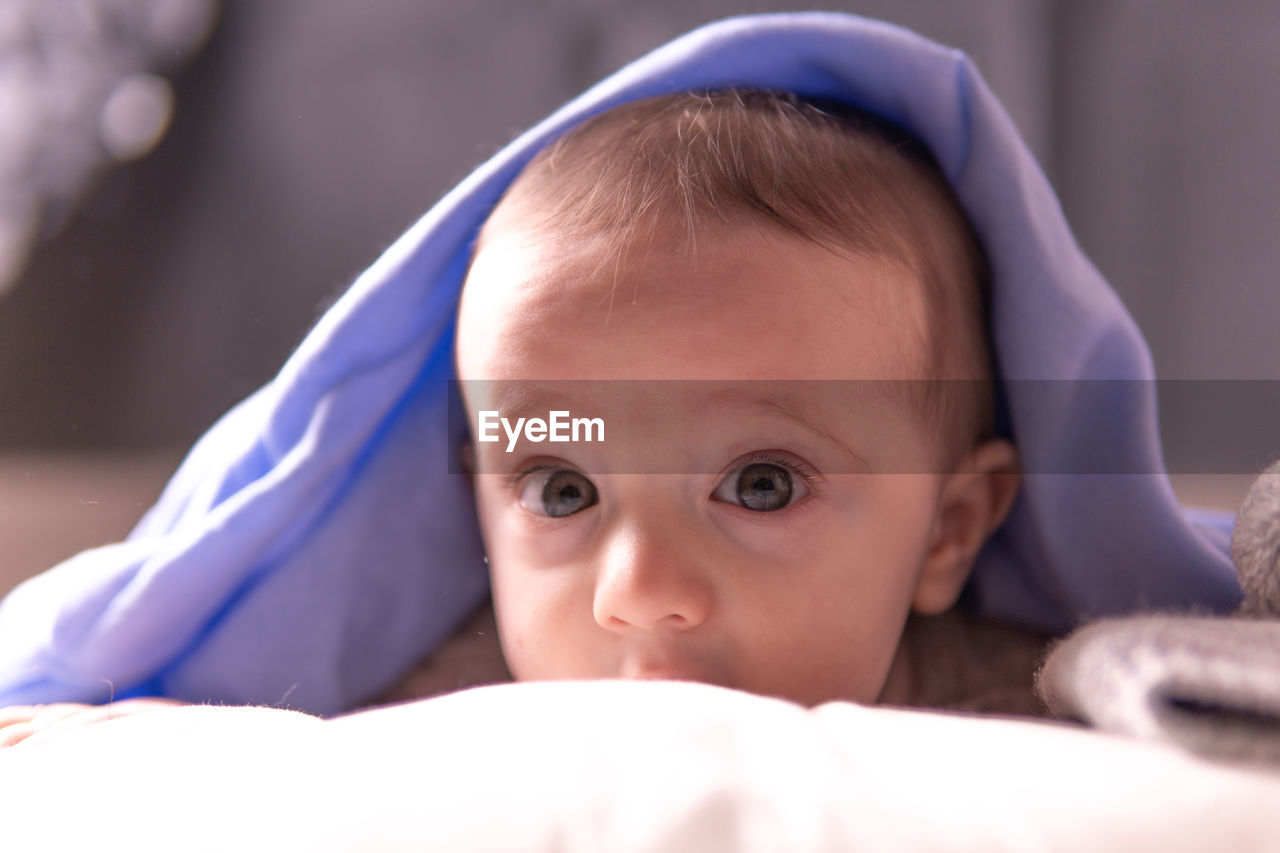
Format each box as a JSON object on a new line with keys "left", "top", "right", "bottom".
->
{"left": 628, "top": 669, "right": 699, "bottom": 682}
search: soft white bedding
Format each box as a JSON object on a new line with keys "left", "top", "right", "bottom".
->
{"left": 3, "top": 680, "right": 1278, "bottom": 852}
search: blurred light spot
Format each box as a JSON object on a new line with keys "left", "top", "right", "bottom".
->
{"left": 145, "top": 0, "right": 217, "bottom": 55}
{"left": 99, "top": 73, "right": 173, "bottom": 161}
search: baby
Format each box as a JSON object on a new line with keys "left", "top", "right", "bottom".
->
{"left": 0, "top": 89, "right": 1024, "bottom": 745}
{"left": 455, "top": 90, "right": 1021, "bottom": 707}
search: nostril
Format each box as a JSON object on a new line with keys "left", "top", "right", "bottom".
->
{"left": 598, "top": 611, "right": 695, "bottom": 631}
{"left": 592, "top": 536, "right": 714, "bottom": 630}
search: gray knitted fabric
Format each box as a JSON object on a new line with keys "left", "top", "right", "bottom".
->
{"left": 1230, "top": 460, "right": 1280, "bottom": 616}
{"left": 1038, "top": 463, "right": 1280, "bottom": 769}
{"left": 1037, "top": 616, "right": 1280, "bottom": 768}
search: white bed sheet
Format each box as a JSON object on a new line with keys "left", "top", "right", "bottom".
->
{"left": 2, "top": 680, "right": 1278, "bottom": 852}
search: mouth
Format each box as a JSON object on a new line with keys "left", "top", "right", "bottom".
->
{"left": 621, "top": 660, "right": 709, "bottom": 683}
{"left": 629, "top": 669, "right": 698, "bottom": 682}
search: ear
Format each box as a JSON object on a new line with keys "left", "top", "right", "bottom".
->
{"left": 911, "top": 439, "right": 1021, "bottom": 614}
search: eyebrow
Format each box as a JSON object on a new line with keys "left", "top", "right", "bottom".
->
{"left": 465, "top": 380, "right": 874, "bottom": 473}
{"left": 483, "top": 381, "right": 540, "bottom": 417}
{"left": 744, "top": 397, "right": 872, "bottom": 474}
{"left": 473, "top": 380, "right": 571, "bottom": 420}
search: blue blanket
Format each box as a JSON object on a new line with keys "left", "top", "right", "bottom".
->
{"left": 0, "top": 12, "right": 1242, "bottom": 715}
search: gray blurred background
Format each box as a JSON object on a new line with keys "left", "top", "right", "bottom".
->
{"left": 1, "top": 0, "right": 1278, "bottom": 590}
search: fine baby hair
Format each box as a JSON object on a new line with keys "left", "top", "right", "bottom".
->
{"left": 480, "top": 88, "right": 996, "bottom": 463}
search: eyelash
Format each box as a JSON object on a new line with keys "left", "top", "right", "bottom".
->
{"left": 713, "top": 449, "right": 821, "bottom": 509}
{"left": 504, "top": 460, "right": 565, "bottom": 492}
{"left": 719, "top": 450, "right": 820, "bottom": 487}
{"left": 504, "top": 453, "right": 821, "bottom": 500}
{"left": 501, "top": 450, "right": 819, "bottom": 484}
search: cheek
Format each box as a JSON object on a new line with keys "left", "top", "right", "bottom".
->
{"left": 826, "top": 477, "right": 939, "bottom": 640}
{"left": 487, "top": 565, "right": 567, "bottom": 682}
{"left": 470, "top": 478, "right": 539, "bottom": 678}
{"left": 725, "top": 476, "right": 938, "bottom": 703}
{"left": 482, "top": 538, "right": 602, "bottom": 681}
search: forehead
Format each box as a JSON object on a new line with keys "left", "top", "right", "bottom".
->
{"left": 456, "top": 219, "right": 929, "bottom": 383}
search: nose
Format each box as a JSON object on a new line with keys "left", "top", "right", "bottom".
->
{"left": 592, "top": 522, "right": 713, "bottom": 632}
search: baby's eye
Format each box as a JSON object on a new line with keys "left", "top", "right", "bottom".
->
{"left": 518, "top": 468, "right": 599, "bottom": 518}
{"left": 712, "top": 460, "right": 810, "bottom": 512}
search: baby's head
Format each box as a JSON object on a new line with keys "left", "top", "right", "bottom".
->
{"left": 455, "top": 90, "right": 1020, "bottom": 706}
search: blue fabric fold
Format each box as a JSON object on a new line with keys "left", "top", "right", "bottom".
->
{"left": 0, "top": 12, "right": 1242, "bottom": 715}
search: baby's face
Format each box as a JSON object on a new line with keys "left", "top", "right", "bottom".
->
{"left": 455, "top": 221, "right": 957, "bottom": 706}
